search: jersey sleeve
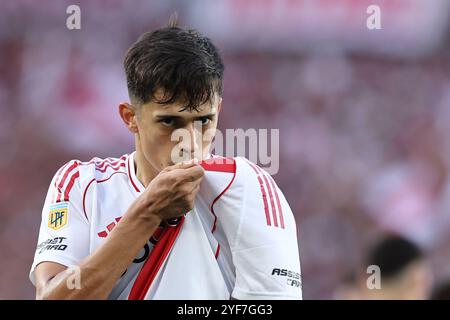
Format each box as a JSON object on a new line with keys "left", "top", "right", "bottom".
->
{"left": 29, "top": 160, "right": 90, "bottom": 286}
{"left": 230, "top": 158, "right": 302, "bottom": 300}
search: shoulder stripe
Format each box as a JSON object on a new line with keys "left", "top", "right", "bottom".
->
{"left": 59, "top": 171, "right": 80, "bottom": 202}
{"left": 56, "top": 161, "right": 78, "bottom": 189}
{"left": 261, "top": 173, "right": 278, "bottom": 227}
{"left": 244, "top": 159, "right": 272, "bottom": 226}
{"left": 243, "top": 158, "right": 284, "bottom": 229}
{"left": 52, "top": 156, "right": 128, "bottom": 205}
{"left": 77, "top": 155, "right": 127, "bottom": 169}
{"left": 95, "top": 156, "right": 127, "bottom": 170}
{"left": 52, "top": 163, "right": 70, "bottom": 202}
{"left": 95, "top": 162, "right": 126, "bottom": 173}
{"left": 267, "top": 174, "right": 285, "bottom": 229}
{"left": 54, "top": 161, "right": 79, "bottom": 202}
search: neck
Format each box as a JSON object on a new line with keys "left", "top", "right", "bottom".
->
{"left": 134, "top": 142, "right": 159, "bottom": 188}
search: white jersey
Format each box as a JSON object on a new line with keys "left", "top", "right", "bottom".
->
{"left": 30, "top": 152, "right": 302, "bottom": 300}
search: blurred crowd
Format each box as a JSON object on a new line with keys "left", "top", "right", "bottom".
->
{"left": 0, "top": 0, "right": 449, "bottom": 299}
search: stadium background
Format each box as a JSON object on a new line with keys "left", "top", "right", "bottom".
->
{"left": 1, "top": 0, "right": 450, "bottom": 299}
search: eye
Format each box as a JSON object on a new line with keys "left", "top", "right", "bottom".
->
{"left": 160, "top": 118, "right": 176, "bottom": 127}
{"left": 199, "top": 117, "right": 211, "bottom": 126}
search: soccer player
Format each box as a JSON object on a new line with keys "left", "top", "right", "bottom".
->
{"left": 30, "top": 21, "right": 302, "bottom": 300}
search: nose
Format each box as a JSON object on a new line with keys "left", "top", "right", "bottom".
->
{"left": 179, "top": 121, "right": 202, "bottom": 159}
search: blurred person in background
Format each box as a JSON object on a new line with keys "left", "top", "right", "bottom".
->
{"left": 358, "top": 235, "right": 433, "bottom": 300}
{"left": 431, "top": 280, "right": 450, "bottom": 300}
{"left": 332, "top": 271, "right": 362, "bottom": 300}
{"left": 2, "top": 0, "right": 450, "bottom": 299}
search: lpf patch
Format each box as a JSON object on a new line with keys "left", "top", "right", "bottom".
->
{"left": 48, "top": 202, "right": 68, "bottom": 230}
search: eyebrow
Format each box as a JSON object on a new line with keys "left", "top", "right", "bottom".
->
{"left": 154, "top": 113, "right": 216, "bottom": 120}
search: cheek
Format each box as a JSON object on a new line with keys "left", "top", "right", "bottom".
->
{"left": 201, "top": 136, "right": 213, "bottom": 148}
{"left": 200, "top": 126, "right": 216, "bottom": 155}
{"left": 139, "top": 124, "right": 157, "bottom": 146}
{"left": 202, "top": 125, "right": 216, "bottom": 144}
{"left": 139, "top": 120, "right": 167, "bottom": 143}
{"left": 142, "top": 128, "right": 179, "bottom": 163}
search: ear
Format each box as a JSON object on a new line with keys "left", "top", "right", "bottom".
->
{"left": 118, "top": 102, "right": 138, "bottom": 134}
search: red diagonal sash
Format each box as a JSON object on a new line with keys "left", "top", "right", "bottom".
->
{"left": 128, "top": 216, "right": 185, "bottom": 300}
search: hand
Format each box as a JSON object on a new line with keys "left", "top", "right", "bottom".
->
{"left": 137, "top": 159, "right": 205, "bottom": 222}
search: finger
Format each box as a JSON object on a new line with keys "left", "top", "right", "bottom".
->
{"left": 182, "top": 165, "right": 205, "bottom": 182}
{"left": 164, "top": 158, "right": 199, "bottom": 172}
{"left": 171, "top": 165, "right": 204, "bottom": 183}
{"left": 191, "top": 183, "right": 201, "bottom": 194}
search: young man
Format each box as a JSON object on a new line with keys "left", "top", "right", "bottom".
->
{"left": 30, "top": 22, "right": 302, "bottom": 300}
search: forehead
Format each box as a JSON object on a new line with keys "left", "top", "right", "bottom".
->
{"left": 143, "top": 90, "right": 220, "bottom": 117}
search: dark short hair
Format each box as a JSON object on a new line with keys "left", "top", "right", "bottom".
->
{"left": 123, "top": 21, "right": 224, "bottom": 111}
{"left": 364, "top": 235, "right": 424, "bottom": 280}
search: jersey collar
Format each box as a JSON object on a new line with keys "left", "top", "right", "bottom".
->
{"left": 127, "top": 151, "right": 145, "bottom": 194}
